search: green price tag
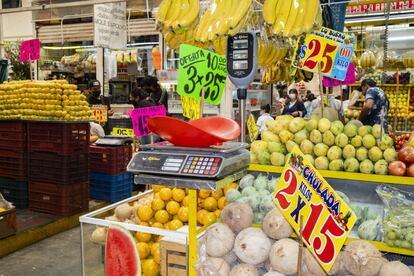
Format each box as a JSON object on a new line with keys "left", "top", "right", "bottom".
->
{"left": 177, "top": 44, "right": 227, "bottom": 105}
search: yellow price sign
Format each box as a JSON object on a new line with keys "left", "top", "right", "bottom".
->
{"left": 273, "top": 147, "right": 356, "bottom": 273}
{"left": 247, "top": 114, "right": 258, "bottom": 142}
{"left": 111, "top": 128, "right": 134, "bottom": 137}
{"left": 181, "top": 95, "right": 201, "bottom": 120}
{"left": 91, "top": 105, "right": 108, "bottom": 123}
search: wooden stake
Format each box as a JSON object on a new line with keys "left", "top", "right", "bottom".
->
{"left": 199, "top": 88, "right": 205, "bottom": 119}
{"left": 297, "top": 215, "right": 304, "bottom": 276}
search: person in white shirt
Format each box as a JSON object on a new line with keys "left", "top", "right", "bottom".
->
{"left": 256, "top": 104, "right": 273, "bottom": 134}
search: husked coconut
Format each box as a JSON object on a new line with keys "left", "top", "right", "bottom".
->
{"left": 269, "top": 238, "right": 299, "bottom": 275}
{"left": 263, "top": 271, "right": 286, "bottom": 276}
{"left": 220, "top": 202, "right": 253, "bottom": 233}
{"left": 205, "top": 223, "right": 235, "bottom": 257}
{"left": 114, "top": 203, "right": 133, "bottom": 221}
{"left": 379, "top": 261, "right": 412, "bottom": 276}
{"left": 328, "top": 251, "right": 347, "bottom": 276}
{"left": 90, "top": 227, "right": 107, "bottom": 244}
{"left": 105, "top": 216, "right": 120, "bottom": 222}
{"left": 343, "top": 240, "right": 385, "bottom": 276}
{"left": 229, "top": 263, "right": 259, "bottom": 276}
{"left": 223, "top": 250, "right": 238, "bottom": 266}
{"left": 234, "top": 228, "right": 271, "bottom": 265}
{"left": 304, "top": 249, "right": 325, "bottom": 276}
{"left": 200, "top": 257, "right": 230, "bottom": 276}
{"left": 262, "top": 208, "right": 293, "bottom": 240}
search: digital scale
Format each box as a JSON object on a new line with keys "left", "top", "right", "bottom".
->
{"left": 227, "top": 32, "right": 258, "bottom": 143}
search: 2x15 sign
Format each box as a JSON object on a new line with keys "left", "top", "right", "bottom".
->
{"left": 130, "top": 105, "right": 166, "bottom": 137}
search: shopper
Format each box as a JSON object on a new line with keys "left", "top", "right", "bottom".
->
{"left": 281, "top": 89, "right": 307, "bottom": 117}
{"left": 348, "top": 88, "right": 362, "bottom": 108}
{"left": 256, "top": 104, "right": 273, "bottom": 134}
{"left": 311, "top": 92, "right": 342, "bottom": 114}
{"left": 359, "top": 79, "right": 389, "bottom": 131}
{"left": 138, "top": 76, "right": 168, "bottom": 110}
{"left": 304, "top": 93, "right": 315, "bottom": 119}
{"left": 86, "top": 80, "right": 103, "bottom": 105}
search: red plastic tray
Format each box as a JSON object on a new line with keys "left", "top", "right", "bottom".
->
{"left": 0, "top": 156, "right": 27, "bottom": 181}
{"left": 90, "top": 145, "right": 132, "bottom": 175}
{"left": 0, "top": 120, "right": 26, "bottom": 133}
{"left": 148, "top": 116, "right": 240, "bottom": 148}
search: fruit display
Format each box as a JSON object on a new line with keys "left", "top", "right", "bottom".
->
{"left": 402, "top": 50, "right": 414, "bottom": 69}
{"left": 258, "top": 39, "right": 290, "bottom": 67}
{"left": 388, "top": 134, "right": 414, "bottom": 176}
{"left": 261, "top": 61, "right": 291, "bottom": 84}
{"left": 391, "top": 133, "right": 411, "bottom": 151}
{"left": 0, "top": 80, "right": 91, "bottom": 121}
{"left": 360, "top": 70, "right": 382, "bottom": 83}
{"left": 360, "top": 50, "right": 377, "bottom": 69}
{"left": 251, "top": 115, "right": 400, "bottom": 175}
{"left": 156, "top": 0, "right": 200, "bottom": 31}
{"left": 344, "top": 109, "right": 361, "bottom": 120}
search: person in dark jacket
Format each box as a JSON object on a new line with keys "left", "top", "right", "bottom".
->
{"left": 138, "top": 76, "right": 168, "bottom": 110}
{"left": 282, "top": 89, "right": 307, "bottom": 117}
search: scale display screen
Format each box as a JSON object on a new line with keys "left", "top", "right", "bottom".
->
{"left": 233, "top": 40, "right": 248, "bottom": 49}
{"left": 233, "top": 60, "right": 248, "bottom": 70}
{"left": 233, "top": 50, "right": 248, "bottom": 60}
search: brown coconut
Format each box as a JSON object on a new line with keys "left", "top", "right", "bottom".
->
{"left": 229, "top": 263, "right": 259, "bottom": 276}
{"left": 262, "top": 208, "right": 293, "bottom": 240}
{"left": 343, "top": 240, "right": 385, "bottom": 276}
{"left": 379, "top": 261, "right": 412, "bottom": 276}
{"left": 220, "top": 202, "right": 253, "bottom": 233}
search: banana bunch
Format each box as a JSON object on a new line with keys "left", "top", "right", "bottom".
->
{"left": 213, "top": 37, "right": 227, "bottom": 55}
{"left": 293, "top": 68, "right": 314, "bottom": 82}
{"left": 263, "top": 0, "right": 322, "bottom": 37}
{"left": 195, "top": 0, "right": 253, "bottom": 42}
{"left": 359, "top": 50, "right": 376, "bottom": 69}
{"left": 261, "top": 62, "right": 291, "bottom": 84}
{"left": 165, "top": 28, "right": 196, "bottom": 49}
{"left": 258, "top": 39, "right": 289, "bottom": 67}
{"left": 156, "top": 0, "right": 200, "bottom": 31}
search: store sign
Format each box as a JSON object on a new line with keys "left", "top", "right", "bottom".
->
{"left": 247, "top": 114, "right": 258, "bottom": 142}
{"left": 177, "top": 44, "right": 227, "bottom": 105}
{"left": 347, "top": 0, "right": 414, "bottom": 14}
{"left": 91, "top": 105, "right": 108, "bottom": 123}
{"left": 273, "top": 147, "right": 356, "bottom": 273}
{"left": 94, "top": 2, "right": 127, "bottom": 50}
{"left": 323, "top": 63, "right": 356, "bottom": 87}
{"left": 292, "top": 27, "right": 354, "bottom": 81}
{"left": 130, "top": 105, "right": 166, "bottom": 137}
{"left": 20, "top": 39, "right": 40, "bottom": 62}
{"left": 181, "top": 96, "right": 201, "bottom": 120}
{"left": 111, "top": 127, "right": 134, "bottom": 137}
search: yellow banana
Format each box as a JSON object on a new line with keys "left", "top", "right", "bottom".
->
{"left": 314, "top": 3, "right": 323, "bottom": 30}
{"left": 229, "top": 0, "right": 251, "bottom": 29}
{"left": 272, "top": 0, "right": 292, "bottom": 36}
{"left": 164, "top": 0, "right": 184, "bottom": 29}
{"left": 215, "top": 0, "right": 233, "bottom": 36}
{"left": 303, "top": 0, "right": 320, "bottom": 33}
{"left": 174, "top": 0, "right": 200, "bottom": 29}
{"left": 263, "top": 0, "right": 279, "bottom": 25}
{"left": 290, "top": 0, "right": 306, "bottom": 36}
{"left": 283, "top": 0, "right": 300, "bottom": 37}
{"left": 156, "top": 0, "right": 172, "bottom": 23}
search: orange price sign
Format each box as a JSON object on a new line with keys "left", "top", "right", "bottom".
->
{"left": 91, "top": 105, "right": 108, "bottom": 123}
{"left": 273, "top": 147, "right": 357, "bottom": 273}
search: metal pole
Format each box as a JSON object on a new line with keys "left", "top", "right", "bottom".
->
{"left": 240, "top": 97, "right": 246, "bottom": 143}
{"left": 80, "top": 222, "right": 86, "bottom": 276}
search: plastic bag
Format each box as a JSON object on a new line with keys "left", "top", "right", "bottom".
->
{"left": 195, "top": 235, "right": 231, "bottom": 276}
{"left": 376, "top": 185, "right": 414, "bottom": 249}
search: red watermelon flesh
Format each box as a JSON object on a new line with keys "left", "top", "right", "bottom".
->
{"left": 105, "top": 225, "right": 141, "bottom": 276}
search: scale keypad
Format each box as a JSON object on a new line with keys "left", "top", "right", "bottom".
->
{"left": 182, "top": 156, "right": 222, "bottom": 176}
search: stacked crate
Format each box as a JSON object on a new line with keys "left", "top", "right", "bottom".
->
{"left": 89, "top": 145, "right": 133, "bottom": 202}
{"left": 0, "top": 121, "right": 28, "bottom": 209}
{"left": 28, "top": 121, "right": 90, "bottom": 216}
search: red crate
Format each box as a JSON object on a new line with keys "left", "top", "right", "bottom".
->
{"left": 0, "top": 131, "right": 26, "bottom": 150}
{"left": 0, "top": 155, "right": 27, "bottom": 181}
{"left": 28, "top": 122, "right": 89, "bottom": 154}
{"left": 29, "top": 181, "right": 89, "bottom": 216}
{"left": 29, "top": 152, "right": 89, "bottom": 185}
{"left": 0, "top": 120, "right": 26, "bottom": 133}
{"left": 90, "top": 145, "right": 132, "bottom": 175}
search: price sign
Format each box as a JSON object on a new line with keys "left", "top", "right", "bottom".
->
{"left": 273, "top": 147, "right": 356, "bottom": 273}
{"left": 130, "top": 105, "right": 166, "bottom": 137}
{"left": 111, "top": 128, "right": 134, "bottom": 137}
{"left": 177, "top": 44, "right": 227, "bottom": 105}
{"left": 323, "top": 63, "right": 356, "bottom": 87}
{"left": 247, "top": 114, "right": 258, "bottom": 142}
{"left": 181, "top": 96, "right": 201, "bottom": 120}
{"left": 91, "top": 105, "right": 108, "bottom": 123}
{"left": 20, "top": 39, "right": 41, "bottom": 62}
{"left": 292, "top": 27, "right": 354, "bottom": 81}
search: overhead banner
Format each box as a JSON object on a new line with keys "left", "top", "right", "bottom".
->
{"left": 177, "top": 44, "right": 227, "bottom": 105}
{"left": 292, "top": 27, "right": 354, "bottom": 81}
{"left": 273, "top": 147, "right": 356, "bottom": 273}
{"left": 94, "top": 2, "right": 127, "bottom": 50}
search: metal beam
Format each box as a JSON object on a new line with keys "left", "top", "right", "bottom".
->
{"left": 0, "top": 0, "right": 126, "bottom": 14}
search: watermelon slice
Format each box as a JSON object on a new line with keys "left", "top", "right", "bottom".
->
{"left": 105, "top": 225, "right": 141, "bottom": 276}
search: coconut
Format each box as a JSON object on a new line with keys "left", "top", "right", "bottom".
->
{"left": 90, "top": 227, "right": 107, "bottom": 244}
{"left": 263, "top": 271, "right": 286, "bottom": 276}
{"left": 343, "top": 240, "right": 384, "bottom": 276}
{"left": 262, "top": 208, "right": 293, "bottom": 240}
{"left": 223, "top": 250, "right": 239, "bottom": 267}
{"left": 105, "top": 216, "right": 120, "bottom": 222}
{"left": 269, "top": 238, "right": 299, "bottom": 275}
{"left": 304, "top": 249, "right": 325, "bottom": 276}
{"left": 229, "top": 263, "right": 259, "bottom": 276}
{"left": 328, "top": 251, "right": 347, "bottom": 276}
{"left": 205, "top": 223, "right": 235, "bottom": 257}
{"left": 202, "top": 257, "right": 230, "bottom": 276}
{"left": 379, "top": 261, "right": 411, "bottom": 276}
{"left": 234, "top": 227, "right": 271, "bottom": 265}
{"left": 114, "top": 203, "right": 133, "bottom": 221}
{"left": 220, "top": 202, "right": 253, "bottom": 233}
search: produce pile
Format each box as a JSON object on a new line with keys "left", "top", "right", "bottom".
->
{"left": 251, "top": 115, "right": 401, "bottom": 175}
{"left": 0, "top": 80, "right": 91, "bottom": 121}
{"left": 197, "top": 201, "right": 413, "bottom": 276}
{"left": 359, "top": 50, "right": 377, "bottom": 69}
{"left": 388, "top": 134, "right": 414, "bottom": 177}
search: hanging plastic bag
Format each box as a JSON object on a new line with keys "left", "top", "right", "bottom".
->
{"left": 194, "top": 235, "right": 232, "bottom": 276}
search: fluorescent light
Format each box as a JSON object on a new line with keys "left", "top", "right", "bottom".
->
{"left": 345, "top": 13, "right": 414, "bottom": 24}
{"left": 388, "top": 35, "right": 414, "bottom": 41}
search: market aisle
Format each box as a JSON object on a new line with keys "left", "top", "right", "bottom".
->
{"left": 0, "top": 225, "right": 101, "bottom": 276}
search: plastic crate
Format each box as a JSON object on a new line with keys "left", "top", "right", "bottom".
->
{"left": 28, "top": 121, "right": 90, "bottom": 154}
{"left": 0, "top": 120, "right": 26, "bottom": 133}
{"left": 89, "top": 145, "right": 132, "bottom": 175}
{"left": 0, "top": 207, "right": 17, "bottom": 239}
{"left": 0, "top": 177, "right": 28, "bottom": 209}
{"left": 29, "top": 152, "right": 89, "bottom": 185}
{"left": 0, "top": 155, "right": 27, "bottom": 181}
{"left": 90, "top": 172, "right": 132, "bottom": 203}
{"left": 0, "top": 131, "right": 26, "bottom": 150}
{"left": 29, "top": 181, "right": 89, "bottom": 216}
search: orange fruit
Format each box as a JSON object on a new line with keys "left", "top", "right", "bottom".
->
{"left": 139, "top": 221, "right": 149, "bottom": 227}
{"left": 182, "top": 196, "right": 189, "bottom": 207}
{"left": 169, "top": 219, "right": 183, "bottom": 231}
{"left": 224, "top": 183, "right": 238, "bottom": 194}
{"left": 151, "top": 243, "right": 160, "bottom": 264}
{"left": 136, "top": 242, "right": 150, "bottom": 259}
{"left": 198, "top": 190, "right": 210, "bottom": 199}
{"left": 151, "top": 185, "right": 164, "bottom": 192}
{"left": 211, "top": 189, "right": 223, "bottom": 200}
{"left": 151, "top": 198, "right": 165, "bottom": 211}
{"left": 137, "top": 205, "right": 153, "bottom": 222}
{"left": 214, "top": 209, "right": 221, "bottom": 218}
{"left": 135, "top": 231, "right": 152, "bottom": 242}
{"left": 172, "top": 188, "right": 185, "bottom": 202}
{"left": 177, "top": 206, "right": 188, "bottom": 222}
{"left": 218, "top": 197, "right": 226, "bottom": 210}
{"left": 166, "top": 201, "right": 180, "bottom": 215}
{"left": 159, "top": 188, "right": 172, "bottom": 201}
{"left": 142, "top": 258, "right": 160, "bottom": 276}
{"left": 152, "top": 222, "right": 164, "bottom": 229}
{"left": 197, "top": 209, "right": 208, "bottom": 225}
{"left": 203, "top": 197, "right": 218, "bottom": 211}
{"left": 154, "top": 210, "right": 170, "bottom": 224}
{"left": 203, "top": 212, "right": 217, "bottom": 226}
{"left": 153, "top": 193, "right": 160, "bottom": 199}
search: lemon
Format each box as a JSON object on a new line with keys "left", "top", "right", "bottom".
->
{"left": 214, "top": 209, "right": 221, "bottom": 218}
{"left": 164, "top": 222, "right": 170, "bottom": 230}
{"left": 135, "top": 231, "right": 152, "bottom": 243}
{"left": 177, "top": 206, "right": 188, "bottom": 222}
{"left": 136, "top": 242, "right": 150, "bottom": 259}
{"left": 198, "top": 190, "right": 210, "bottom": 199}
{"left": 139, "top": 221, "right": 149, "bottom": 227}
{"left": 159, "top": 188, "right": 172, "bottom": 201}
{"left": 224, "top": 183, "right": 238, "bottom": 194}
{"left": 203, "top": 197, "right": 218, "bottom": 211}
{"left": 173, "top": 214, "right": 179, "bottom": 220}
{"left": 137, "top": 205, "right": 153, "bottom": 222}
{"left": 151, "top": 198, "right": 165, "bottom": 211}
{"left": 166, "top": 201, "right": 180, "bottom": 215}
{"left": 152, "top": 222, "right": 164, "bottom": 229}
{"left": 203, "top": 212, "right": 217, "bottom": 226}
{"left": 218, "top": 197, "right": 226, "bottom": 210}
{"left": 155, "top": 210, "right": 170, "bottom": 224}
{"left": 142, "top": 258, "right": 160, "bottom": 276}
{"left": 211, "top": 188, "right": 223, "bottom": 200}
{"left": 151, "top": 243, "right": 160, "bottom": 264}
{"left": 153, "top": 193, "right": 161, "bottom": 199}
{"left": 197, "top": 209, "right": 208, "bottom": 225}
{"left": 151, "top": 185, "right": 164, "bottom": 192}
{"left": 182, "top": 196, "right": 189, "bottom": 207}
{"left": 172, "top": 188, "right": 185, "bottom": 202}
{"left": 169, "top": 219, "right": 183, "bottom": 231}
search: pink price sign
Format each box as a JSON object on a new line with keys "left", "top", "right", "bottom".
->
{"left": 323, "top": 63, "right": 356, "bottom": 87}
{"left": 20, "top": 39, "right": 41, "bottom": 62}
{"left": 130, "top": 105, "right": 167, "bottom": 137}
